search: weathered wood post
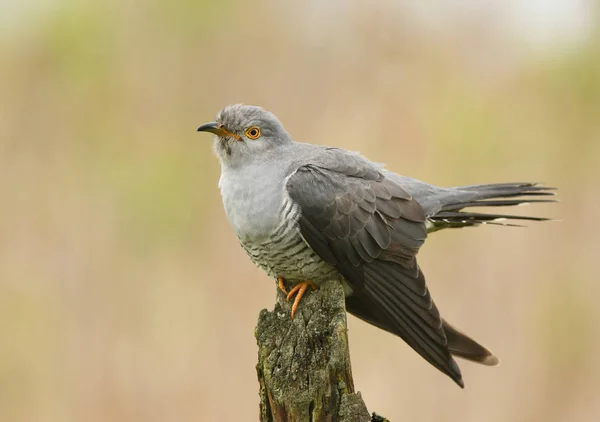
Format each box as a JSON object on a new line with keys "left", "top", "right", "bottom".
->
{"left": 255, "top": 280, "right": 387, "bottom": 422}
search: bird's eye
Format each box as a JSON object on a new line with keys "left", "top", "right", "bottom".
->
{"left": 245, "top": 126, "right": 261, "bottom": 140}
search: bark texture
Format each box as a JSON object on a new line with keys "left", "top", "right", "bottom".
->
{"left": 255, "top": 280, "right": 387, "bottom": 422}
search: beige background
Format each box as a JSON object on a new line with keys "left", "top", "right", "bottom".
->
{"left": 1, "top": 1, "right": 599, "bottom": 421}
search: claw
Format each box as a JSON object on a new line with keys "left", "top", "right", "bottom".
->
{"left": 286, "top": 281, "right": 317, "bottom": 319}
{"left": 277, "top": 276, "right": 288, "bottom": 295}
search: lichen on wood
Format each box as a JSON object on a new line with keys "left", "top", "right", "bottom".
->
{"left": 255, "top": 280, "right": 385, "bottom": 422}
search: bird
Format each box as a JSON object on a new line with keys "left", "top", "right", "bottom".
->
{"left": 197, "top": 104, "right": 555, "bottom": 388}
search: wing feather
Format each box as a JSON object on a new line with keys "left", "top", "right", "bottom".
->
{"left": 286, "top": 157, "right": 464, "bottom": 386}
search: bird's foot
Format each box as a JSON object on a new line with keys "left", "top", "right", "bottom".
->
{"left": 277, "top": 276, "right": 288, "bottom": 295}
{"left": 286, "top": 280, "right": 317, "bottom": 319}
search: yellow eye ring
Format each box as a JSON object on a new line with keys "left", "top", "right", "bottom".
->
{"left": 245, "top": 126, "right": 261, "bottom": 140}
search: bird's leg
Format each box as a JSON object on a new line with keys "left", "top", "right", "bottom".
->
{"left": 286, "top": 281, "right": 317, "bottom": 319}
{"left": 277, "top": 276, "right": 288, "bottom": 295}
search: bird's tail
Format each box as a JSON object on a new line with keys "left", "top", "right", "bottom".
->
{"left": 428, "top": 182, "right": 556, "bottom": 231}
{"left": 443, "top": 320, "right": 499, "bottom": 366}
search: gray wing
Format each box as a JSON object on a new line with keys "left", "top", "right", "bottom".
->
{"left": 286, "top": 160, "right": 463, "bottom": 387}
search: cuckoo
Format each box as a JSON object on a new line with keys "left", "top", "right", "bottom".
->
{"left": 197, "top": 104, "right": 555, "bottom": 387}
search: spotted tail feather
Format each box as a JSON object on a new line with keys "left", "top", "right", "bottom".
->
{"left": 443, "top": 320, "right": 499, "bottom": 366}
{"left": 428, "top": 183, "right": 556, "bottom": 231}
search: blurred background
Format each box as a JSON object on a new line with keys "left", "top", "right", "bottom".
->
{"left": 1, "top": 0, "right": 599, "bottom": 421}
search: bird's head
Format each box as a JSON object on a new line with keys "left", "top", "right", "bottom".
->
{"left": 197, "top": 104, "right": 292, "bottom": 167}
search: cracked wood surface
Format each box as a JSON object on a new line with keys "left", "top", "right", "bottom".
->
{"left": 255, "top": 280, "right": 387, "bottom": 422}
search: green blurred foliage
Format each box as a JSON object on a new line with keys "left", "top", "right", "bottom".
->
{"left": 0, "top": 1, "right": 599, "bottom": 421}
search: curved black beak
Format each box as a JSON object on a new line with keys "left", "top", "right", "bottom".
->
{"left": 196, "top": 122, "right": 241, "bottom": 140}
{"left": 197, "top": 122, "right": 226, "bottom": 136}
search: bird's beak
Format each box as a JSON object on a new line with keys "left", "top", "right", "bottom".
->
{"left": 196, "top": 122, "right": 240, "bottom": 140}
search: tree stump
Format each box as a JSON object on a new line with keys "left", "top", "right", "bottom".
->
{"left": 255, "top": 280, "right": 387, "bottom": 422}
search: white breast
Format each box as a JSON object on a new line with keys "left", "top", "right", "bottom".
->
{"left": 218, "top": 164, "right": 285, "bottom": 243}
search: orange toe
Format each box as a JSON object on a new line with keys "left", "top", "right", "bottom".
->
{"left": 277, "top": 276, "right": 288, "bottom": 295}
{"left": 286, "top": 281, "right": 317, "bottom": 319}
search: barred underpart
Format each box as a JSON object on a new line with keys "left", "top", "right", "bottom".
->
{"left": 239, "top": 196, "right": 340, "bottom": 284}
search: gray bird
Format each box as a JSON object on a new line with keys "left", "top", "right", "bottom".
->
{"left": 197, "top": 104, "right": 555, "bottom": 387}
